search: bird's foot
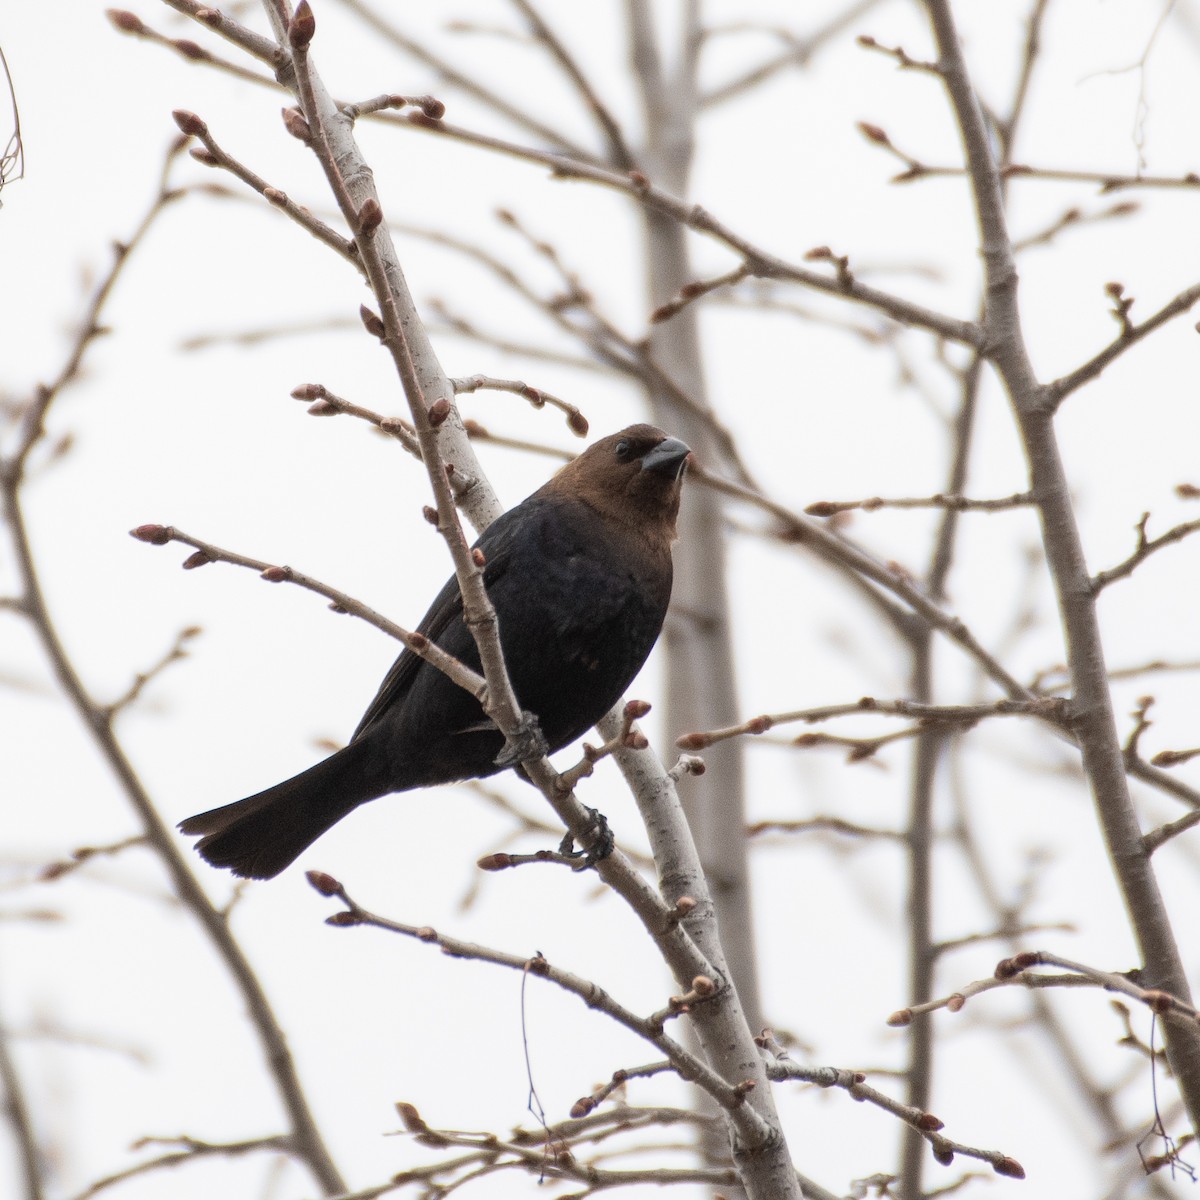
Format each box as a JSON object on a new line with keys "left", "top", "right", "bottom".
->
{"left": 493, "top": 712, "right": 549, "bottom": 768}
{"left": 558, "top": 806, "right": 615, "bottom": 868}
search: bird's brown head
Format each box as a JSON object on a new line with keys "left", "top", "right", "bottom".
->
{"left": 547, "top": 424, "right": 691, "bottom": 541}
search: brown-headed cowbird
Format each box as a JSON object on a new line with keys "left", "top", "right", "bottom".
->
{"left": 179, "top": 424, "right": 690, "bottom": 879}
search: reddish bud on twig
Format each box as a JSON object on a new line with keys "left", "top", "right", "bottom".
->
{"left": 477, "top": 853, "right": 513, "bottom": 871}
{"left": 260, "top": 566, "right": 291, "bottom": 583}
{"left": 692, "top": 975, "right": 716, "bottom": 997}
{"left": 307, "top": 400, "right": 336, "bottom": 416}
{"left": 288, "top": 1, "right": 316, "bottom": 49}
{"left": 569, "top": 1097, "right": 595, "bottom": 1119}
{"left": 416, "top": 926, "right": 437, "bottom": 941}
{"left": 281, "top": 107, "right": 312, "bottom": 143}
{"left": 805, "top": 500, "right": 838, "bottom": 517}
{"left": 674, "top": 896, "right": 696, "bottom": 915}
{"left": 189, "top": 148, "right": 219, "bottom": 167}
{"left": 676, "top": 731, "right": 710, "bottom": 750}
{"left": 359, "top": 305, "right": 385, "bottom": 338}
{"left": 857, "top": 121, "right": 891, "bottom": 146}
{"left": 263, "top": 187, "right": 287, "bottom": 206}
{"left": 624, "top": 699, "right": 652, "bottom": 720}
{"left": 567, "top": 410, "right": 589, "bottom": 436}
{"left": 172, "top": 109, "right": 207, "bottom": 137}
{"left": 427, "top": 397, "right": 451, "bottom": 426}
{"left": 328, "top": 603, "right": 348, "bottom": 613}
{"left": 422, "top": 505, "right": 438, "bottom": 525}
{"left": 408, "top": 632, "right": 429, "bottom": 652}
{"left": 628, "top": 170, "right": 649, "bottom": 190}
{"left": 472, "top": 548, "right": 486, "bottom": 568}
{"left": 416, "top": 95, "right": 445, "bottom": 119}
{"left": 306, "top": 870, "right": 342, "bottom": 895}
{"left": 624, "top": 731, "right": 649, "bottom": 749}
{"left": 196, "top": 8, "right": 221, "bottom": 26}
{"left": 182, "top": 550, "right": 213, "bottom": 570}
{"left": 916, "top": 1112, "right": 944, "bottom": 1132}
{"left": 395, "top": 1101, "right": 428, "bottom": 1131}
{"left": 174, "top": 38, "right": 208, "bottom": 61}
{"left": 107, "top": 9, "right": 146, "bottom": 34}
{"left": 130, "top": 524, "right": 171, "bottom": 545}
{"left": 887, "top": 1008, "right": 913, "bottom": 1027}
{"left": 933, "top": 1145, "right": 954, "bottom": 1166}
{"left": 1143, "top": 989, "right": 1174, "bottom": 1014}
{"left": 946, "top": 993, "right": 965, "bottom": 1012}
{"left": 291, "top": 383, "right": 325, "bottom": 400}
{"left": 325, "top": 910, "right": 362, "bottom": 926}
{"left": 993, "top": 1157, "right": 1025, "bottom": 1179}
{"left": 994, "top": 950, "right": 1040, "bottom": 979}
{"left": 525, "top": 954, "right": 551, "bottom": 976}
{"left": 1151, "top": 749, "right": 1193, "bottom": 767}
{"left": 357, "top": 198, "right": 383, "bottom": 235}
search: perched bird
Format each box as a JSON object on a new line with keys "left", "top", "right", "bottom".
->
{"left": 180, "top": 424, "right": 690, "bottom": 879}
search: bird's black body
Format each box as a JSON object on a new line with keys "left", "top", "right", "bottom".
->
{"left": 180, "top": 425, "right": 689, "bottom": 879}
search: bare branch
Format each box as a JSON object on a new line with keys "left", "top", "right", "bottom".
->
{"left": 1092, "top": 513, "right": 1200, "bottom": 592}
{"left": 1049, "top": 281, "right": 1200, "bottom": 406}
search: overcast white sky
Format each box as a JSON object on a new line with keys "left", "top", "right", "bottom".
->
{"left": 3, "top": 2, "right": 1200, "bottom": 1198}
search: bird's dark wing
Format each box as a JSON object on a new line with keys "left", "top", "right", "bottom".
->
{"left": 348, "top": 504, "right": 525, "bottom": 742}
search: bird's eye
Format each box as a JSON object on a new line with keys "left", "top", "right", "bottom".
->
{"left": 614, "top": 438, "right": 632, "bottom": 461}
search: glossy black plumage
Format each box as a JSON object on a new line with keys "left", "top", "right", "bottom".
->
{"left": 179, "top": 425, "right": 689, "bottom": 879}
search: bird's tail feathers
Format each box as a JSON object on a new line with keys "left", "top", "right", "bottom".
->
{"left": 179, "top": 740, "right": 386, "bottom": 880}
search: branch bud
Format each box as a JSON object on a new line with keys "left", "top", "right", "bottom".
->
{"left": 477, "top": 853, "right": 513, "bottom": 871}
{"left": 305, "top": 870, "right": 342, "bottom": 895}
{"left": 281, "top": 107, "right": 311, "bottom": 143}
{"left": 857, "top": 121, "right": 891, "bottom": 146}
{"left": 357, "top": 197, "right": 383, "bottom": 235}
{"left": 107, "top": 9, "right": 145, "bottom": 34}
{"left": 359, "top": 304, "right": 385, "bottom": 338}
{"left": 130, "top": 524, "right": 171, "bottom": 545}
{"left": 427, "top": 397, "right": 452, "bottom": 426}
{"left": 288, "top": 1, "right": 316, "bottom": 49}
{"left": 171, "top": 109, "right": 208, "bottom": 137}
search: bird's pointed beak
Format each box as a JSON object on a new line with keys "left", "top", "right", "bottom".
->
{"left": 641, "top": 436, "right": 691, "bottom": 479}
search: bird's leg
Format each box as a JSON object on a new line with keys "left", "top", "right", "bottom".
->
{"left": 492, "top": 710, "right": 549, "bottom": 768}
{"left": 557, "top": 806, "right": 615, "bottom": 867}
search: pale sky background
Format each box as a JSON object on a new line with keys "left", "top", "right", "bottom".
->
{"left": 3, "top": 2, "right": 1200, "bottom": 1198}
